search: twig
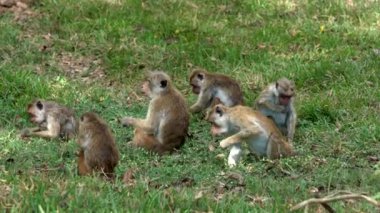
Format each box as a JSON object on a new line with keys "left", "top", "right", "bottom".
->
{"left": 291, "top": 192, "right": 380, "bottom": 211}
{"left": 313, "top": 191, "right": 335, "bottom": 213}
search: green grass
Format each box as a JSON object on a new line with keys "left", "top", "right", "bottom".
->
{"left": 1, "top": 0, "right": 380, "bottom": 211}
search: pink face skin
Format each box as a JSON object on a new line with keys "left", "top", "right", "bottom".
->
{"left": 141, "top": 81, "right": 150, "bottom": 96}
{"left": 211, "top": 124, "right": 222, "bottom": 136}
{"left": 279, "top": 95, "right": 291, "bottom": 106}
{"left": 191, "top": 84, "right": 200, "bottom": 94}
{"left": 27, "top": 105, "right": 37, "bottom": 123}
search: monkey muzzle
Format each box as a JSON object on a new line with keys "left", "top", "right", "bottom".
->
{"left": 28, "top": 112, "right": 37, "bottom": 123}
{"left": 279, "top": 95, "right": 292, "bottom": 106}
{"left": 210, "top": 122, "right": 222, "bottom": 136}
{"left": 191, "top": 84, "right": 200, "bottom": 94}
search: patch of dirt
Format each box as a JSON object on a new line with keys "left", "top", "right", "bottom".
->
{"left": 0, "top": 0, "right": 37, "bottom": 21}
{"left": 0, "top": 182, "right": 11, "bottom": 200}
{"left": 55, "top": 52, "right": 106, "bottom": 84}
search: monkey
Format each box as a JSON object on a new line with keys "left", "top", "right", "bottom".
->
{"left": 20, "top": 100, "right": 77, "bottom": 140}
{"left": 120, "top": 71, "right": 190, "bottom": 155}
{"left": 77, "top": 112, "right": 119, "bottom": 179}
{"left": 206, "top": 104, "right": 294, "bottom": 167}
{"left": 189, "top": 69, "right": 243, "bottom": 113}
{"left": 255, "top": 78, "right": 297, "bottom": 142}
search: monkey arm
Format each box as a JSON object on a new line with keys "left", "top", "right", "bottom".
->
{"left": 31, "top": 118, "right": 61, "bottom": 138}
{"left": 286, "top": 107, "right": 296, "bottom": 142}
{"left": 219, "top": 128, "right": 260, "bottom": 148}
{"left": 20, "top": 127, "right": 40, "bottom": 137}
{"left": 257, "top": 97, "right": 286, "bottom": 112}
{"left": 190, "top": 89, "right": 214, "bottom": 113}
{"left": 123, "top": 117, "right": 156, "bottom": 135}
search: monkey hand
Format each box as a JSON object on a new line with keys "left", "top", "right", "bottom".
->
{"left": 20, "top": 128, "right": 31, "bottom": 138}
{"left": 219, "top": 139, "right": 230, "bottom": 148}
{"left": 120, "top": 117, "right": 135, "bottom": 127}
{"left": 275, "top": 105, "right": 287, "bottom": 113}
{"left": 189, "top": 105, "right": 201, "bottom": 113}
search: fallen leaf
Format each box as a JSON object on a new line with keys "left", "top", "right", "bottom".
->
{"left": 194, "top": 190, "right": 204, "bottom": 200}
{"left": 208, "top": 144, "right": 215, "bottom": 152}
{"left": 368, "top": 156, "right": 379, "bottom": 163}
{"left": 123, "top": 169, "right": 137, "bottom": 187}
{"left": 216, "top": 154, "right": 225, "bottom": 160}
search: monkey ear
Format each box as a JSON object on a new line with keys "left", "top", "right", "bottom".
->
{"left": 36, "top": 101, "right": 43, "bottom": 110}
{"left": 197, "top": 73, "right": 204, "bottom": 80}
{"left": 160, "top": 80, "right": 167, "bottom": 88}
{"left": 215, "top": 105, "right": 223, "bottom": 116}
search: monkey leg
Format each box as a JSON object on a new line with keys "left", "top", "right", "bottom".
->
{"left": 219, "top": 129, "right": 259, "bottom": 148}
{"left": 227, "top": 144, "right": 243, "bottom": 167}
{"left": 266, "top": 134, "right": 293, "bottom": 159}
{"left": 132, "top": 128, "right": 159, "bottom": 151}
{"left": 151, "top": 135, "right": 186, "bottom": 155}
{"left": 77, "top": 150, "right": 91, "bottom": 176}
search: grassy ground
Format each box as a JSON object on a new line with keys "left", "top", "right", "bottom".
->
{"left": 1, "top": 0, "right": 380, "bottom": 211}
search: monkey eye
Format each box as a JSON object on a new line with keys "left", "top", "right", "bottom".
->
{"left": 80, "top": 116, "right": 84, "bottom": 122}
{"left": 215, "top": 106, "right": 223, "bottom": 116}
{"left": 197, "top": 74, "right": 204, "bottom": 80}
{"left": 36, "top": 101, "right": 43, "bottom": 110}
{"left": 160, "top": 80, "right": 167, "bottom": 88}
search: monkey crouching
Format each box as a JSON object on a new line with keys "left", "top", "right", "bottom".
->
{"left": 189, "top": 69, "right": 244, "bottom": 113}
{"left": 206, "top": 104, "right": 294, "bottom": 167}
{"left": 77, "top": 112, "right": 119, "bottom": 179}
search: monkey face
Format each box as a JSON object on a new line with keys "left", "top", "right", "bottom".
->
{"left": 27, "top": 100, "right": 45, "bottom": 124}
{"left": 276, "top": 78, "right": 295, "bottom": 106}
{"left": 144, "top": 71, "right": 170, "bottom": 97}
{"left": 189, "top": 71, "right": 204, "bottom": 94}
{"left": 279, "top": 94, "right": 292, "bottom": 106}
{"left": 206, "top": 104, "right": 230, "bottom": 136}
{"left": 141, "top": 81, "right": 151, "bottom": 97}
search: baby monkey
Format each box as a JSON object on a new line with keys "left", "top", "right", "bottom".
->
{"left": 120, "top": 71, "right": 189, "bottom": 155}
{"left": 256, "top": 78, "right": 297, "bottom": 142}
{"left": 206, "top": 104, "right": 294, "bottom": 167}
{"left": 189, "top": 69, "right": 243, "bottom": 113}
{"left": 77, "top": 112, "right": 119, "bottom": 179}
{"left": 21, "top": 100, "right": 77, "bottom": 140}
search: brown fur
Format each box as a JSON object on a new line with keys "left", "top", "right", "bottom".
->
{"left": 121, "top": 71, "right": 189, "bottom": 155}
{"left": 189, "top": 69, "right": 243, "bottom": 113}
{"left": 21, "top": 100, "right": 77, "bottom": 140}
{"left": 77, "top": 112, "right": 119, "bottom": 179}
{"left": 206, "top": 105, "right": 293, "bottom": 165}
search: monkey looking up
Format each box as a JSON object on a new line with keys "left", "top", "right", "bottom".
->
{"left": 255, "top": 78, "right": 297, "bottom": 142}
{"left": 120, "top": 71, "right": 190, "bottom": 155}
{"left": 77, "top": 112, "right": 119, "bottom": 179}
{"left": 189, "top": 69, "right": 243, "bottom": 113}
{"left": 206, "top": 104, "right": 294, "bottom": 167}
{"left": 21, "top": 100, "right": 77, "bottom": 140}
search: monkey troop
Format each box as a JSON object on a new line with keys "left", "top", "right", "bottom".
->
{"left": 22, "top": 70, "right": 297, "bottom": 173}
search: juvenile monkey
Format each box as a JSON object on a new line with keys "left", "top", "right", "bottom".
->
{"left": 77, "top": 112, "right": 119, "bottom": 179}
{"left": 120, "top": 71, "right": 190, "bottom": 155}
{"left": 206, "top": 104, "right": 294, "bottom": 167}
{"left": 21, "top": 100, "right": 77, "bottom": 139}
{"left": 189, "top": 69, "right": 243, "bottom": 113}
{"left": 255, "top": 78, "right": 297, "bottom": 142}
